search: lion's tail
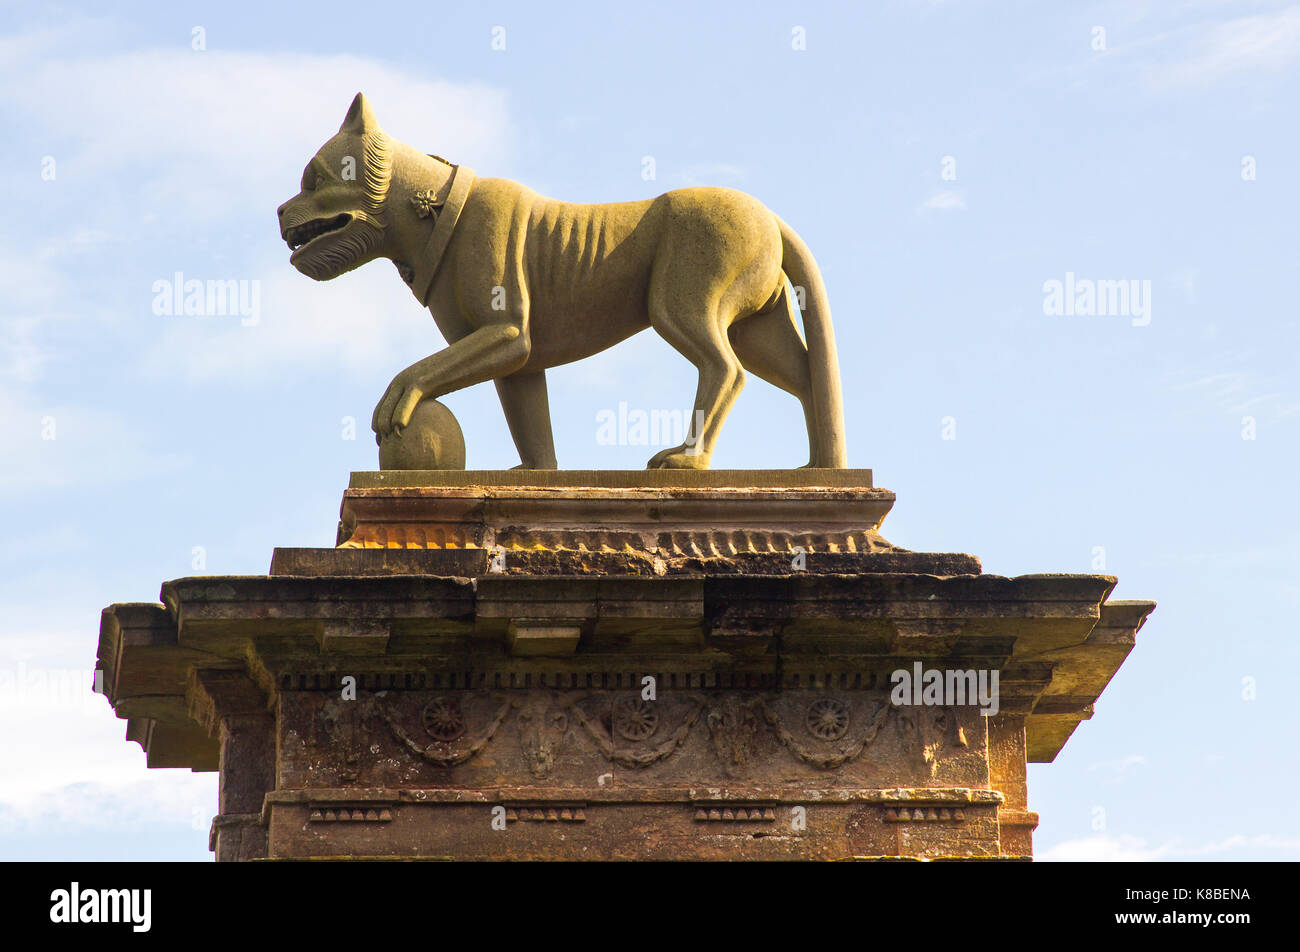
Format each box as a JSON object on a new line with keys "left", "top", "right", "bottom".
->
{"left": 776, "top": 215, "right": 847, "bottom": 468}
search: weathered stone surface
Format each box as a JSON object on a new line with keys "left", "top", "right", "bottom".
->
{"left": 314, "top": 471, "right": 984, "bottom": 580}
{"left": 376, "top": 398, "right": 465, "bottom": 471}
{"left": 93, "top": 475, "right": 1154, "bottom": 860}
{"left": 333, "top": 476, "right": 895, "bottom": 555}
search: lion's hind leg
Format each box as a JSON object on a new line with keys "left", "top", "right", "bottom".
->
{"left": 727, "top": 281, "right": 822, "bottom": 467}
{"left": 645, "top": 289, "right": 744, "bottom": 471}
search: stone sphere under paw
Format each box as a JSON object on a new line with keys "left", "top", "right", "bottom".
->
{"left": 378, "top": 399, "right": 466, "bottom": 470}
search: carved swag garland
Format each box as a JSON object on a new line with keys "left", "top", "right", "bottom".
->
{"left": 369, "top": 690, "right": 961, "bottom": 779}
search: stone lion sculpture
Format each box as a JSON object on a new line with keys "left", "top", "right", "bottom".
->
{"left": 278, "top": 93, "right": 846, "bottom": 470}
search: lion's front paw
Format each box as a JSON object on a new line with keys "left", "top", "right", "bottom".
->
{"left": 646, "top": 445, "right": 711, "bottom": 470}
{"left": 372, "top": 373, "right": 425, "bottom": 437}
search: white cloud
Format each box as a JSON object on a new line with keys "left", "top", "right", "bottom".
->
{"left": 920, "top": 189, "right": 966, "bottom": 212}
{"left": 1166, "top": 365, "right": 1300, "bottom": 426}
{"left": 0, "top": 26, "right": 516, "bottom": 393}
{"left": 1040, "top": 832, "right": 1300, "bottom": 861}
{"left": 1149, "top": 6, "right": 1300, "bottom": 89}
{"left": 1, "top": 45, "right": 513, "bottom": 226}
{"left": 0, "top": 776, "right": 217, "bottom": 839}
{"left": 0, "top": 654, "right": 217, "bottom": 837}
{"left": 1039, "top": 833, "right": 1176, "bottom": 862}
{"left": 138, "top": 261, "right": 442, "bottom": 382}
{"left": 680, "top": 162, "right": 746, "bottom": 186}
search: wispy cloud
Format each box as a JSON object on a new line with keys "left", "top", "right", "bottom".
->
{"left": 0, "top": 45, "right": 513, "bottom": 225}
{"left": 138, "top": 265, "right": 440, "bottom": 382}
{"left": 1165, "top": 363, "right": 1300, "bottom": 426}
{"left": 919, "top": 189, "right": 966, "bottom": 212}
{"left": 1149, "top": 6, "right": 1300, "bottom": 89}
{"left": 0, "top": 24, "right": 517, "bottom": 407}
{"left": 680, "top": 162, "right": 746, "bottom": 186}
{"left": 1040, "top": 832, "right": 1300, "bottom": 861}
{"left": 1017, "top": 5, "right": 1300, "bottom": 97}
{"left": 0, "top": 647, "right": 217, "bottom": 836}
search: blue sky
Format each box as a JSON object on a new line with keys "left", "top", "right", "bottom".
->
{"left": 1, "top": 0, "right": 1297, "bottom": 861}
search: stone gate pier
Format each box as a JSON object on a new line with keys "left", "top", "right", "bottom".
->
{"left": 95, "top": 470, "right": 1153, "bottom": 860}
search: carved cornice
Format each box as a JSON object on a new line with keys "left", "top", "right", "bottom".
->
{"left": 98, "top": 570, "right": 1146, "bottom": 770}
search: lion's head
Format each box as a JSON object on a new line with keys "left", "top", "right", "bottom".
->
{"left": 277, "top": 92, "right": 391, "bottom": 281}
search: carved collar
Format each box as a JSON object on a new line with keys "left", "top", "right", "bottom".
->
{"left": 407, "top": 164, "right": 476, "bottom": 307}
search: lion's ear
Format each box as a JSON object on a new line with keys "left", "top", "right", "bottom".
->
{"left": 340, "top": 92, "right": 380, "bottom": 134}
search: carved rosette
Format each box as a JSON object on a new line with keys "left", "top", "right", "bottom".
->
{"left": 379, "top": 691, "right": 512, "bottom": 767}
{"left": 761, "top": 693, "right": 891, "bottom": 769}
{"left": 421, "top": 696, "right": 467, "bottom": 741}
{"left": 409, "top": 189, "right": 441, "bottom": 219}
{"left": 570, "top": 693, "right": 703, "bottom": 768}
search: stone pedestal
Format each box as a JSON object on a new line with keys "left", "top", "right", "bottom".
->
{"left": 95, "top": 470, "right": 1153, "bottom": 860}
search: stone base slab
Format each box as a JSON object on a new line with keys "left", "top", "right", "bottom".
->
{"left": 320, "top": 469, "right": 972, "bottom": 577}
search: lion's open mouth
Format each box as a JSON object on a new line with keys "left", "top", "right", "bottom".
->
{"left": 285, "top": 213, "right": 351, "bottom": 252}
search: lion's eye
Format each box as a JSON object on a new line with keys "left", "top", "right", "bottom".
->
{"left": 301, "top": 165, "right": 317, "bottom": 191}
